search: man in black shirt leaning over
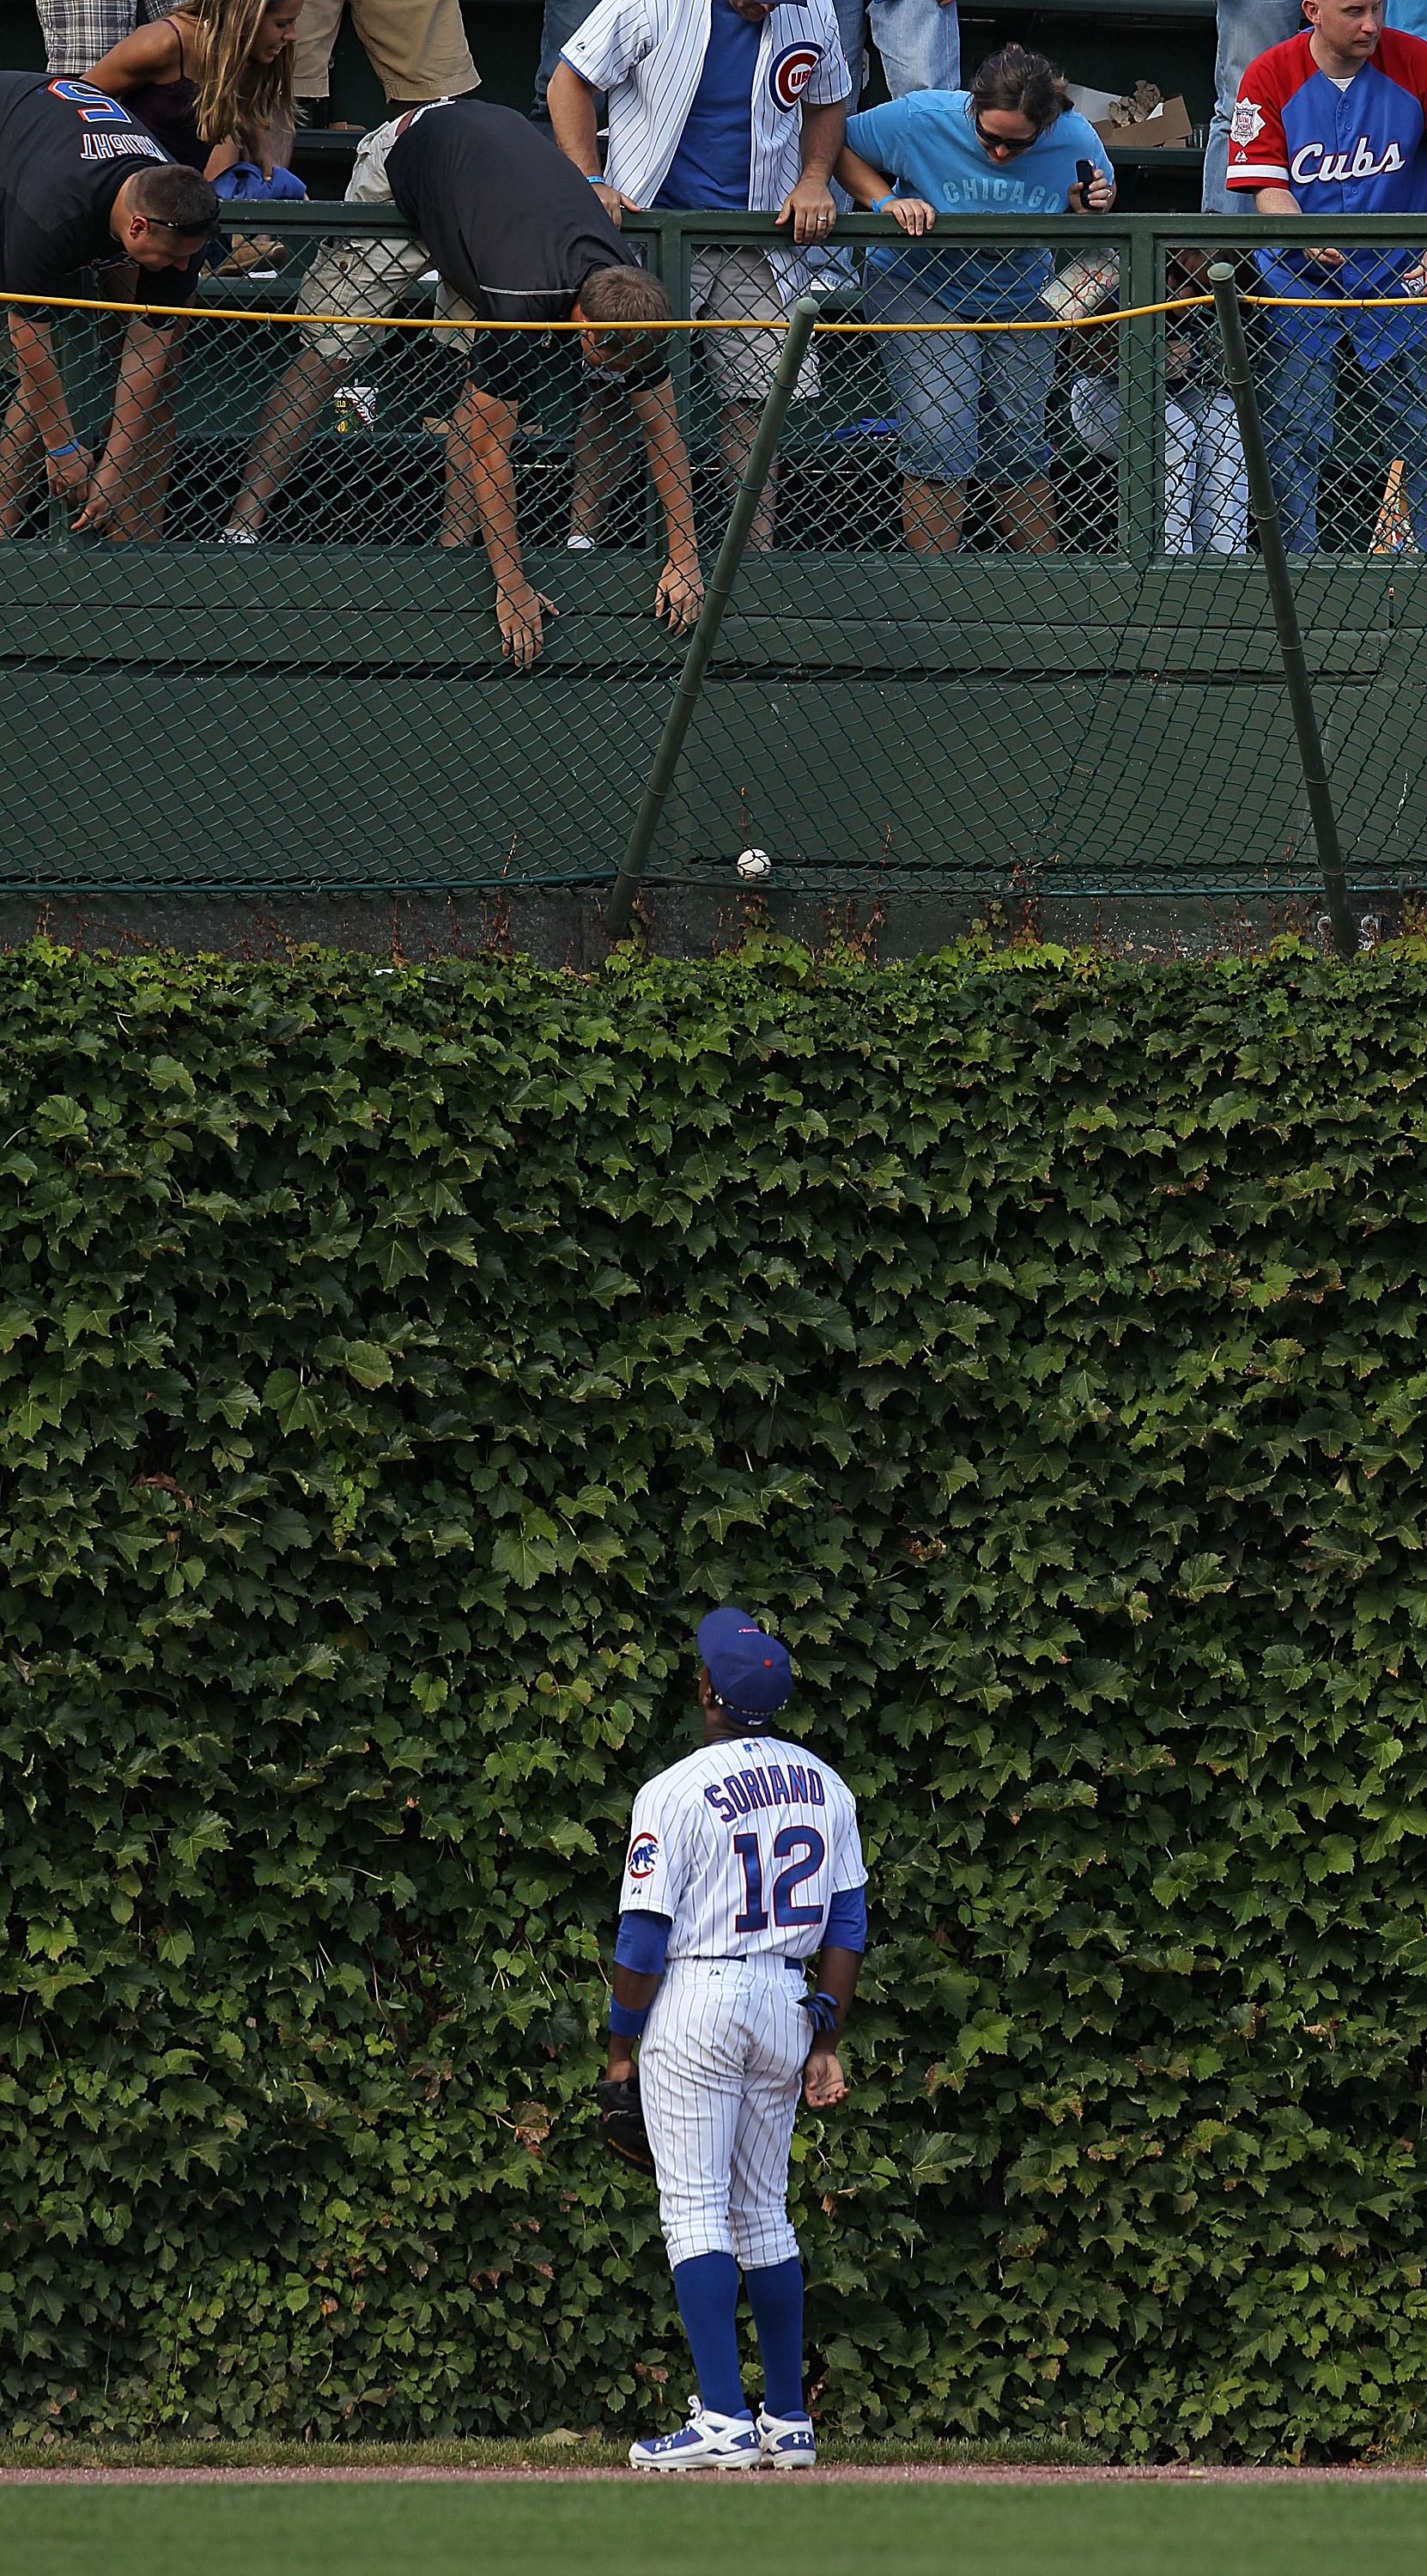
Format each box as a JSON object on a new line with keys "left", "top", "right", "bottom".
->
{"left": 0, "top": 73, "right": 217, "bottom": 539}
{"left": 222, "top": 100, "right": 703, "bottom": 670}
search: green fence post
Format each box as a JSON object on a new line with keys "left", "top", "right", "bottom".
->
{"left": 605, "top": 294, "right": 819, "bottom": 941}
{"left": 1208, "top": 262, "right": 1355, "bottom": 961}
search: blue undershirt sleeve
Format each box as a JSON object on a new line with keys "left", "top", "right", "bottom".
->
{"left": 615, "top": 1910, "right": 672, "bottom": 1974}
{"left": 823, "top": 1886, "right": 867, "bottom": 1953}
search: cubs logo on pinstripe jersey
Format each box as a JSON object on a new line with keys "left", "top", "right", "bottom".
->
{"left": 621, "top": 1734, "right": 865, "bottom": 1960}
{"left": 768, "top": 43, "right": 821, "bottom": 108}
{"left": 561, "top": 0, "right": 852, "bottom": 216}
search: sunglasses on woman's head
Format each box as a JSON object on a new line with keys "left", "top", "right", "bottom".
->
{"left": 973, "top": 113, "right": 1041, "bottom": 154}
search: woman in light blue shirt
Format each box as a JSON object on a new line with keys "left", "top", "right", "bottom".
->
{"left": 836, "top": 46, "right": 1114, "bottom": 551}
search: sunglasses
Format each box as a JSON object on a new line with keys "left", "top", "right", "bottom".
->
{"left": 974, "top": 113, "right": 1041, "bottom": 154}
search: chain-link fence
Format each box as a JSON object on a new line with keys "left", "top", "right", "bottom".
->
{"left": 1, "top": 206, "right": 1424, "bottom": 908}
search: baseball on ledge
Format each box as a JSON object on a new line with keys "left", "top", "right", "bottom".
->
{"left": 737, "top": 848, "right": 772, "bottom": 880}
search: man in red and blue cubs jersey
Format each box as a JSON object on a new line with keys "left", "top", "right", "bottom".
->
{"left": 1229, "top": 0, "right": 1427, "bottom": 545}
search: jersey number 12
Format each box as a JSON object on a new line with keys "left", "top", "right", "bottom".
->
{"left": 733, "top": 1826, "right": 825, "bottom": 1933}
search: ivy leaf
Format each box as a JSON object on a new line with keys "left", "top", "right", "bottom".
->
{"left": 908, "top": 2132, "right": 976, "bottom": 2190}
{"left": 341, "top": 1340, "right": 395, "bottom": 1389}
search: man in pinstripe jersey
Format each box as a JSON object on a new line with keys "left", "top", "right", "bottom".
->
{"left": 550, "top": 0, "right": 851, "bottom": 544}
{"left": 607, "top": 1605, "right": 867, "bottom": 2472}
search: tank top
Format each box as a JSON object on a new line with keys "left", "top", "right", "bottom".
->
{"left": 124, "top": 15, "right": 205, "bottom": 171}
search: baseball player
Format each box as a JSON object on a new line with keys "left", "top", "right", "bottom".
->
{"left": 603, "top": 1605, "right": 866, "bottom": 2472}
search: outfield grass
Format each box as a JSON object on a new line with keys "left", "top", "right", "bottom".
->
{"left": 0, "top": 2434, "right": 1096, "bottom": 2474}
{"left": 3, "top": 2477, "right": 1427, "bottom": 2576}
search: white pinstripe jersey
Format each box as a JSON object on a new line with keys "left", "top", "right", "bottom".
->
{"left": 560, "top": 0, "right": 852, "bottom": 215}
{"left": 621, "top": 1735, "right": 865, "bottom": 1961}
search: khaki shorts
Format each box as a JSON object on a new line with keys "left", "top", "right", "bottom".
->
{"left": 689, "top": 246, "right": 820, "bottom": 406}
{"left": 296, "top": 115, "right": 477, "bottom": 361}
{"left": 294, "top": 0, "right": 477, "bottom": 102}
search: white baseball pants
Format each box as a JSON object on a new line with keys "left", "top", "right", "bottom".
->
{"left": 640, "top": 1958, "right": 808, "bottom": 2272}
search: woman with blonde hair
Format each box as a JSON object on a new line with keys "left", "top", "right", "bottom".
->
{"left": 87, "top": 0, "right": 303, "bottom": 179}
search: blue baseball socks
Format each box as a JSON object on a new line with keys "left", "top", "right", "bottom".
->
{"left": 671, "top": 2252, "right": 809, "bottom": 2421}
{"left": 744, "top": 2257, "right": 807, "bottom": 2418}
{"left": 672, "top": 2254, "right": 749, "bottom": 2416}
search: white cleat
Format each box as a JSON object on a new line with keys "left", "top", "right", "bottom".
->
{"left": 756, "top": 2406, "right": 817, "bottom": 2470}
{"left": 629, "top": 2397, "right": 762, "bottom": 2473}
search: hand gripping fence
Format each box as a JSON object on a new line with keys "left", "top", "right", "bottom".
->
{"left": 2, "top": 206, "right": 1426, "bottom": 928}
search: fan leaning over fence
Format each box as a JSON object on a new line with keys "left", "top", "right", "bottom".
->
{"left": 549, "top": 0, "right": 852, "bottom": 552}
{"left": 0, "top": 70, "right": 219, "bottom": 542}
{"left": 220, "top": 100, "right": 705, "bottom": 668}
{"left": 834, "top": 48, "right": 1115, "bottom": 555}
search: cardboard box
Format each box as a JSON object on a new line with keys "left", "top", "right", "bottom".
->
{"left": 1097, "top": 99, "right": 1194, "bottom": 151}
{"left": 1068, "top": 86, "right": 1195, "bottom": 149}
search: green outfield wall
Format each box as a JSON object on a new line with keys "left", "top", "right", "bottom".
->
{"left": 3, "top": 934, "right": 1427, "bottom": 2458}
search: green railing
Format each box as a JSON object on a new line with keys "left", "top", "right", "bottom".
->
{"left": 2, "top": 208, "right": 1424, "bottom": 908}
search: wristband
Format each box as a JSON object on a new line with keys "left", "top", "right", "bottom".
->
{"left": 801, "top": 1990, "right": 841, "bottom": 2033}
{"left": 609, "top": 1996, "right": 649, "bottom": 2037}
{"left": 869, "top": 195, "right": 893, "bottom": 211}
{"left": 46, "top": 440, "right": 80, "bottom": 459}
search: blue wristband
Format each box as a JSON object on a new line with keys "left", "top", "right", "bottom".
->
{"left": 801, "top": 1990, "right": 841, "bottom": 2033}
{"left": 609, "top": 1996, "right": 649, "bottom": 2037}
{"left": 46, "top": 440, "right": 80, "bottom": 458}
{"left": 869, "top": 195, "right": 893, "bottom": 211}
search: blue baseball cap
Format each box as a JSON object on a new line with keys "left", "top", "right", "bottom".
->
{"left": 697, "top": 1606, "right": 792, "bottom": 1718}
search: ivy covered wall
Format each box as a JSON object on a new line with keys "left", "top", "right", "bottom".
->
{"left": 3, "top": 935, "right": 1426, "bottom": 2459}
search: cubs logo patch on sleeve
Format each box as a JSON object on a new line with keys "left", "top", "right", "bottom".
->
{"left": 768, "top": 42, "right": 820, "bottom": 109}
{"left": 1230, "top": 99, "right": 1266, "bottom": 146}
{"left": 627, "top": 1832, "right": 659, "bottom": 1880}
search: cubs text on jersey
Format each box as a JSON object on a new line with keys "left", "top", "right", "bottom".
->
{"left": 1227, "top": 28, "right": 1427, "bottom": 355}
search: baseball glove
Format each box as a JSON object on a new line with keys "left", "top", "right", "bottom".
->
{"left": 596, "top": 2071, "right": 656, "bottom": 2174}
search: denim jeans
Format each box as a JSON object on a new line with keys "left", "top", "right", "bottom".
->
{"left": 864, "top": 276, "right": 1055, "bottom": 485}
{"left": 532, "top": 0, "right": 877, "bottom": 118}
{"left": 1258, "top": 317, "right": 1427, "bottom": 549}
{"left": 870, "top": 0, "right": 960, "bottom": 98}
{"left": 1201, "top": 0, "right": 1303, "bottom": 211}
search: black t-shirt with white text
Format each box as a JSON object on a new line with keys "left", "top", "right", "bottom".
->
{"left": 386, "top": 98, "right": 667, "bottom": 380}
{"left": 0, "top": 71, "right": 204, "bottom": 307}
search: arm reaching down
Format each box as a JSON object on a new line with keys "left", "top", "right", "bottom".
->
{"left": 76, "top": 315, "right": 181, "bottom": 532}
{"left": 628, "top": 373, "right": 702, "bottom": 630}
{"left": 4, "top": 315, "right": 93, "bottom": 523}
{"left": 442, "top": 382, "right": 558, "bottom": 669}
